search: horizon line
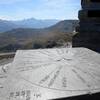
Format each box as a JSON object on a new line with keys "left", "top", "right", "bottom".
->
{"left": 0, "top": 17, "right": 79, "bottom": 21}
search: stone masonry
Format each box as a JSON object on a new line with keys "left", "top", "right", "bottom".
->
{"left": 73, "top": 0, "right": 100, "bottom": 53}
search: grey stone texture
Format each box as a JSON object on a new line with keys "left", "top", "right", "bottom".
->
{"left": 73, "top": 0, "right": 100, "bottom": 53}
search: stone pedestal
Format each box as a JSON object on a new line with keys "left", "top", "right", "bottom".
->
{"left": 73, "top": 0, "right": 100, "bottom": 53}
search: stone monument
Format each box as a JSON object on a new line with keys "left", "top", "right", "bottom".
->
{"left": 0, "top": 48, "right": 100, "bottom": 100}
{"left": 73, "top": 0, "right": 100, "bottom": 53}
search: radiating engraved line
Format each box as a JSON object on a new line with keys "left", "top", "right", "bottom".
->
{"left": 60, "top": 60, "right": 100, "bottom": 83}
{"left": 38, "top": 51, "right": 51, "bottom": 57}
{"left": 80, "top": 65, "right": 100, "bottom": 78}
{"left": 39, "top": 66, "right": 58, "bottom": 84}
{"left": 16, "top": 62, "right": 55, "bottom": 72}
{"left": 38, "top": 51, "right": 55, "bottom": 61}
{"left": 44, "top": 50, "right": 52, "bottom": 54}
{"left": 73, "top": 65, "right": 100, "bottom": 81}
{"left": 45, "top": 50, "right": 58, "bottom": 56}
{"left": 62, "top": 60, "right": 99, "bottom": 80}
{"left": 79, "top": 59, "right": 100, "bottom": 69}
{"left": 80, "top": 62, "right": 100, "bottom": 76}
{"left": 12, "top": 71, "right": 100, "bottom": 92}
{"left": 48, "top": 66, "right": 62, "bottom": 87}
{"left": 72, "top": 69, "right": 91, "bottom": 88}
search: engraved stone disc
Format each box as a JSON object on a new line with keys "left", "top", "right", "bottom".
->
{"left": 2, "top": 48, "right": 100, "bottom": 100}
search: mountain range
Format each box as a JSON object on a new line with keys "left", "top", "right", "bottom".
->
{"left": 0, "top": 18, "right": 59, "bottom": 32}
{"left": 0, "top": 20, "right": 79, "bottom": 52}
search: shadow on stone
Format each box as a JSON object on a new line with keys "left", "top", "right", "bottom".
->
{"left": 50, "top": 92, "right": 100, "bottom": 100}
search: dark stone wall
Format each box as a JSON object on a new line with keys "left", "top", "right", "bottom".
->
{"left": 51, "top": 92, "right": 100, "bottom": 100}
{"left": 73, "top": 0, "right": 100, "bottom": 53}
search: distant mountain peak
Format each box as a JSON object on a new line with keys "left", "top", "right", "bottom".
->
{"left": 0, "top": 18, "right": 60, "bottom": 32}
{"left": 22, "top": 18, "right": 37, "bottom": 21}
{"left": 0, "top": 20, "right": 79, "bottom": 52}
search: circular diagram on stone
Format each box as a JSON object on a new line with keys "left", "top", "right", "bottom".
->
{"left": 10, "top": 48, "right": 100, "bottom": 93}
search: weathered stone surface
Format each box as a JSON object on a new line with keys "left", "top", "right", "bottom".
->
{"left": 1, "top": 48, "right": 100, "bottom": 100}
{"left": 73, "top": 0, "right": 100, "bottom": 53}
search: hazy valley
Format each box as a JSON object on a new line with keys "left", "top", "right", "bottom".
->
{"left": 0, "top": 19, "right": 78, "bottom": 52}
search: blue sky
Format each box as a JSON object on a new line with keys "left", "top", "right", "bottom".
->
{"left": 0, "top": 0, "right": 81, "bottom": 20}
